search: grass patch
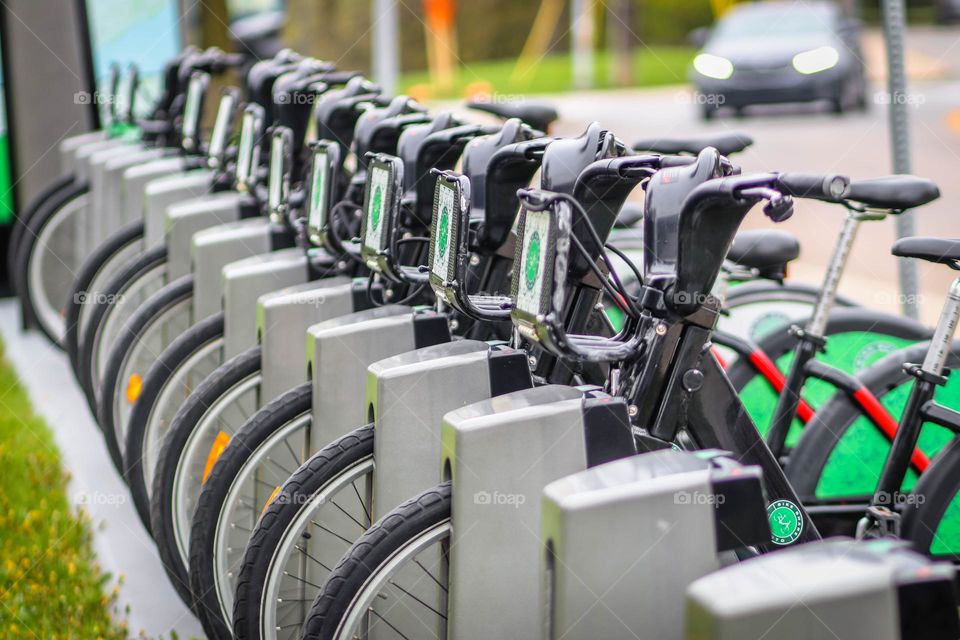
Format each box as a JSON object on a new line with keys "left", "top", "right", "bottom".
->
{"left": 400, "top": 46, "right": 695, "bottom": 100}
{"left": 0, "top": 340, "right": 126, "bottom": 639}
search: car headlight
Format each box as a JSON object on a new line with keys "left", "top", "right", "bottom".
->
{"left": 792, "top": 46, "right": 840, "bottom": 74}
{"left": 693, "top": 54, "right": 734, "bottom": 80}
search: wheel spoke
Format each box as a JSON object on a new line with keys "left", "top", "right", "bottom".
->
{"left": 368, "top": 608, "right": 414, "bottom": 640}
{"left": 386, "top": 580, "right": 447, "bottom": 619}
{"left": 310, "top": 520, "right": 355, "bottom": 546}
{"left": 294, "top": 544, "right": 332, "bottom": 572}
{"left": 352, "top": 480, "right": 371, "bottom": 524}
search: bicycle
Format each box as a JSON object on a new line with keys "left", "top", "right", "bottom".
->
{"left": 75, "top": 51, "right": 302, "bottom": 418}
{"left": 171, "top": 103, "right": 558, "bottom": 637}
{"left": 300, "top": 153, "right": 944, "bottom": 639}
{"left": 225, "top": 125, "right": 726, "bottom": 640}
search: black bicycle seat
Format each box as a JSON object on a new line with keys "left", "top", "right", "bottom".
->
{"left": 727, "top": 229, "right": 800, "bottom": 270}
{"left": 632, "top": 132, "right": 753, "bottom": 157}
{"left": 845, "top": 176, "right": 940, "bottom": 211}
{"left": 467, "top": 99, "right": 559, "bottom": 132}
{"left": 892, "top": 236, "right": 960, "bottom": 267}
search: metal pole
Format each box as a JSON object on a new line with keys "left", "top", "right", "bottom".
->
{"left": 571, "top": 0, "right": 594, "bottom": 89}
{"left": 372, "top": 0, "right": 399, "bottom": 96}
{"left": 881, "top": 0, "right": 919, "bottom": 319}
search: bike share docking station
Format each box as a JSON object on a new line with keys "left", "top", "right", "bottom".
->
{"left": 687, "top": 538, "right": 958, "bottom": 640}
{"left": 540, "top": 449, "right": 767, "bottom": 639}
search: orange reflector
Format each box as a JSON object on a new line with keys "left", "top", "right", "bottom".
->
{"left": 125, "top": 374, "right": 143, "bottom": 404}
{"left": 202, "top": 431, "right": 231, "bottom": 484}
{"left": 260, "top": 486, "right": 282, "bottom": 518}
{"left": 947, "top": 108, "right": 960, "bottom": 135}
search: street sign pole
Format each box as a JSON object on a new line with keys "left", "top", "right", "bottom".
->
{"left": 372, "top": 0, "right": 399, "bottom": 96}
{"left": 881, "top": 0, "right": 919, "bottom": 319}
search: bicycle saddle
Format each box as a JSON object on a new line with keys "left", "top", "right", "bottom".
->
{"left": 466, "top": 99, "right": 559, "bottom": 133}
{"left": 632, "top": 131, "right": 753, "bottom": 156}
{"left": 892, "top": 236, "right": 960, "bottom": 267}
{"left": 353, "top": 97, "right": 429, "bottom": 171}
{"left": 845, "top": 175, "right": 940, "bottom": 211}
{"left": 313, "top": 76, "right": 384, "bottom": 161}
{"left": 726, "top": 229, "right": 800, "bottom": 271}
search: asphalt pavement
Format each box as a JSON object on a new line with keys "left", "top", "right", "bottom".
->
{"left": 540, "top": 26, "right": 960, "bottom": 325}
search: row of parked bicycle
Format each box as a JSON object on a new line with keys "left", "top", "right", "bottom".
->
{"left": 11, "top": 45, "right": 960, "bottom": 639}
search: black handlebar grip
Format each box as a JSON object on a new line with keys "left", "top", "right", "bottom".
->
{"left": 777, "top": 173, "right": 849, "bottom": 202}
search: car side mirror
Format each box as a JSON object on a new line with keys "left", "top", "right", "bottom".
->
{"left": 688, "top": 27, "right": 710, "bottom": 48}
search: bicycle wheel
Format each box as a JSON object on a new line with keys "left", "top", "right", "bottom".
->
{"left": 902, "top": 436, "right": 960, "bottom": 560}
{"left": 15, "top": 182, "right": 89, "bottom": 345}
{"left": 788, "top": 342, "right": 960, "bottom": 503}
{"left": 233, "top": 422, "right": 375, "bottom": 640}
{"left": 98, "top": 275, "right": 193, "bottom": 472}
{"left": 726, "top": 307, "right": 930, "bottom": 448}
{"left": 303, "top": 482, "right": 451, "bottom": 640}
{"left": 191, "top": 382, "right": 315, "bottom": 639}
{"left": 8, "top": 174, "right": 74, "bottom": 297}
{"left": 150, "top": 346, "right": 261, "bottom": 608}
{"left": 123, "top": 312, "right": 225, "bottom": 528}
{"left": 720, "top": 279, "right": 857, "bottom": 345}
{"left": 65, "top": 221, "right": 144, "bottom": 378}
{"left": 78, "top": 246, "right": 167, "bottom": 411}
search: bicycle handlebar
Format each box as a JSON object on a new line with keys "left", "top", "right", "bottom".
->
{"left": 776, "top": 173, "right": 849, "bottom": 202}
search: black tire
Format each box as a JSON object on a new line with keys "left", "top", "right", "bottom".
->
{"left": 722, "top": 279, "right": 858, "bottom": 311}
{"left": 65, "top": 221, "right": 144, "bottom": 378}
{"left": 8, "top": 174, "right": 74, "bottom": 294}
{"left": 302, "top": 482, "right": 452, "bottom": 640}
{"left": 726, "top": 307, "right": 931, "bottom": 391}
{"left": 14, "top": 181, "right": 89, "bottom": 344}
{"left": 123, "top": 312, "right": 224, "bottom": 530}
{"left": 150, "top": 345, "right": 262, "bottom": 612}
{"left": 902, "top": 436, "right": 960, "bottom": 560}
{"left": 97, "top": 275, "right": 193, "bottom": 473}
{"left": 78, "top": 246, "right": 167, "bottom": 413}
{"left": 726, "top": 307, "right": 931, "bottom": 456}
{"left": 234, "top": 414, "right": 374, "bottom": 640}
{"left": 193, "top": 382, "right": 314, "bottom": 640}
{"left": 788, "top": 342, "right": 960, "bottom": 503}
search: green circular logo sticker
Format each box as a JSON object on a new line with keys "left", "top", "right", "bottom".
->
{"left": 767, "top": 500, "right": 803, "bottom": 545}
{"left": 371, "top": 186, "right": 382, "bottom": 230}
{"left": 438, "top": 206, "right": 450, "bottom": 258}
{"left": 525, "top": 231, "right": 541, "bottom": 291}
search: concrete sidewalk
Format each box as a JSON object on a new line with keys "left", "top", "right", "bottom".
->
{"left": 0, "top": 301, "right": 203, "bottom": 639}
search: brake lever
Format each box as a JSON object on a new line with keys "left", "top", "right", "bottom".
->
{"left": 737, "top": 186, "right": 794, "bottom": 222}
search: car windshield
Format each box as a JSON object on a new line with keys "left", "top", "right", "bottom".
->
{"left": 712, "top": 5, "right": 833, "bottom": 41}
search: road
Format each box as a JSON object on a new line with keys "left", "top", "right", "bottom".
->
{"left": 540, "top": 26, "right": 960, "bottom": 325}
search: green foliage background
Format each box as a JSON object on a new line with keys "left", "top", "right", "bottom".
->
{"left": 281, "top": 0, "right": 715, "bottom": 75}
